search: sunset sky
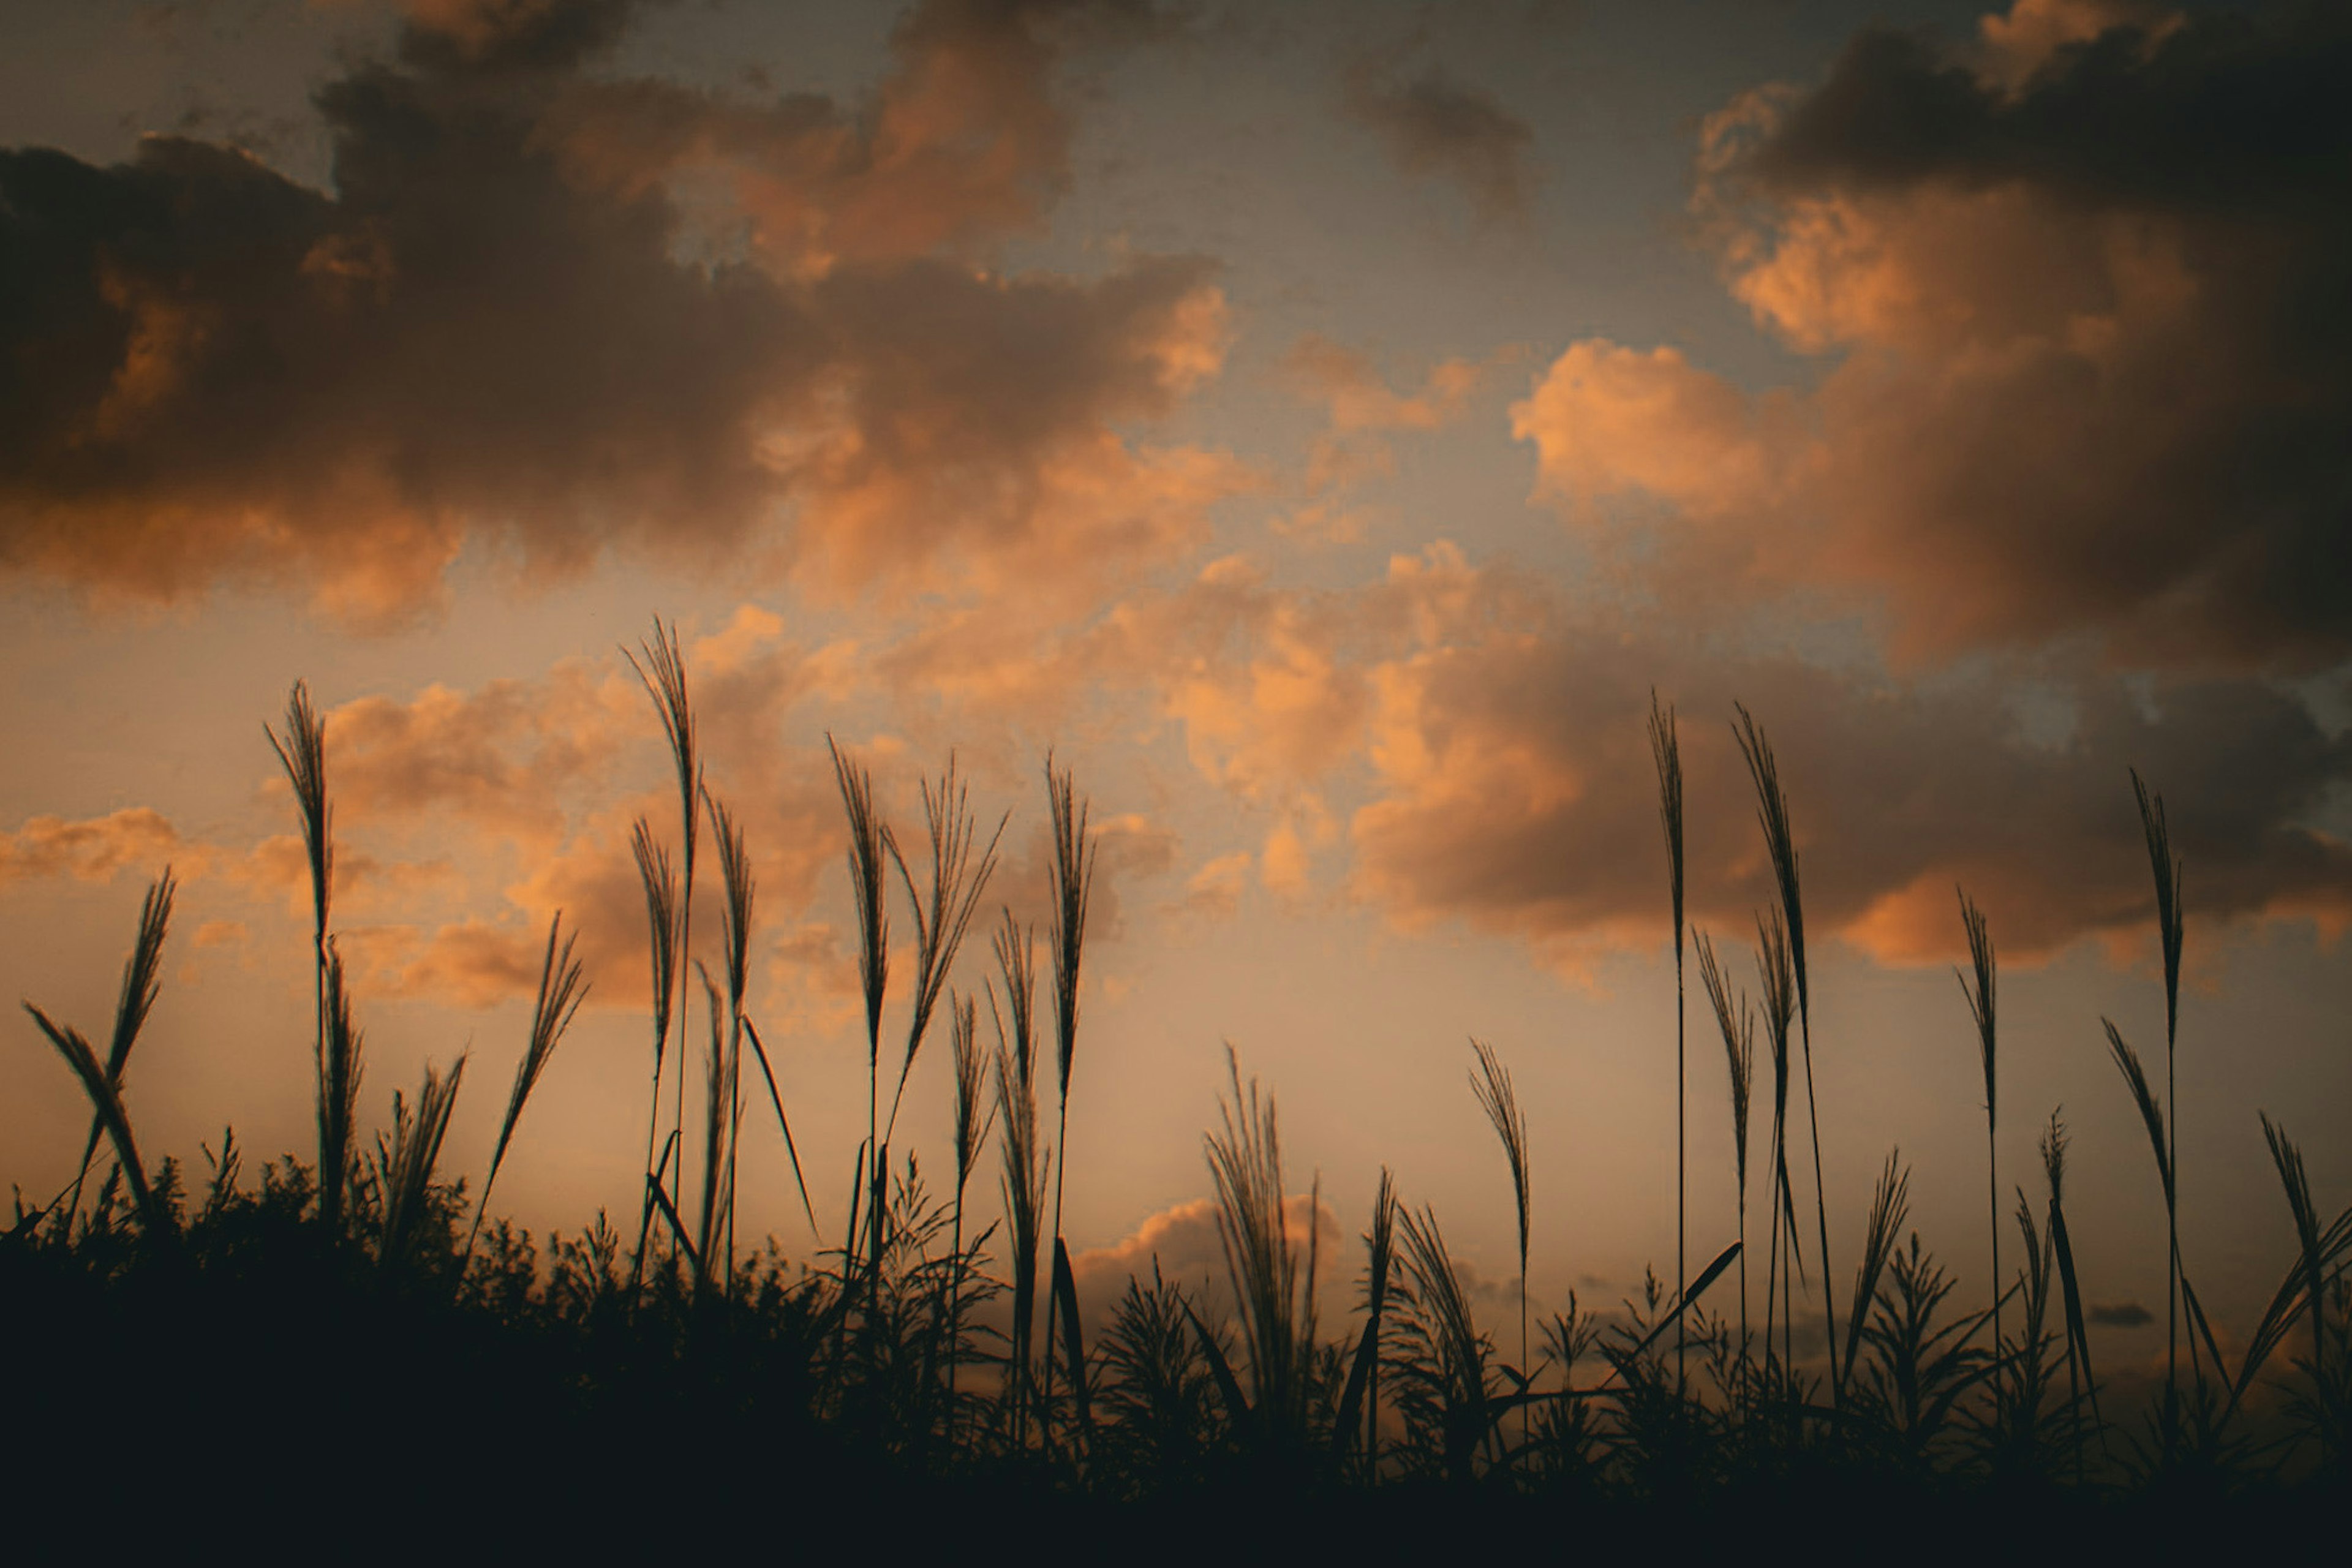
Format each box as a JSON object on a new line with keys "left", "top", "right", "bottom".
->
{"left": 2, "top": 0, "right": 2346, "bottom": 1353}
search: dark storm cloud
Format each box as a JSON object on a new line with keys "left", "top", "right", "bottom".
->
{"left": 1678, "top": 0, "right": 2352, "bottom": 671}
{"left": 1343, "top": 569, "right": 2352, "bottom": 963}
{"left": 1343, "top": 61, "right": 1535, "bottom": 221}
{"left": 0, "top": 0, "right": 1226, "bottom": 622}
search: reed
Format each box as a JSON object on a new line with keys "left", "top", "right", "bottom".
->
{"left": 1392, "top": 1203, "right": 1492, "bottom": 1482}
{"left": 374, "top": 1056, "right": 467, "bottom": 1270}
{"left": 1040, "top": 756, "right": 1096, "bottom": 1435}
{"left": 1733, "top": 704, "right": 1838, "bottom": 1396}
{"left": 1842, "top": 1150, "right": 1910, "bottom": 1403}
{"left": 884, "top": 756, "right": 1003, "bottom": 1142}
{"left": 628, "top": 817, "right": 679, "bottom": 1287}
{"left": 1334, "top": 1167, "right": 1396, "bottom": 1472}
{"left": 944, "top": 990, "right": 993, "bottom": 1425}
{"left": 467, "top": 912, "right": 587, "bottom": 1262}
{"left": 317, "top": 942, "right": 364, "bottom": 1237}
{"left": 61, "top": 869, "right": 176, "bottom": 1229}
{"left": 1204, "top": 1047, "right": 1316, "bottom": 1449}
{"left": 2130, "top": 769, "right": 2186, "bottom": 1450}
{"left": 625, "top": 619, "right": 700, "bottom": 1261}
{"left": 1954, "top": 889, "right": 1999, "bottom": 1394}
{"left": 1696, "top": 929, "right": 1753, "bottom": 1408}
{"left": 1468, "top": 1038, "right": 1531, "bottom": 1430}
{"left": 993, "top": 1009, "right": 1046, "bottom": 1446}
{"left": 706, "top": 793, "right": 755, "bottom": 1281}
{"left": 1756, "top": 907, "right": 1801, "bottom": 1382}
{"left": 2259, "top": 1113, "right": 2327, "bottom": 1453}
{"left": 265, "top": 681, "right": 342, "bottom": 1235}
{"left": 829, "top": 734, "right": 891, "bottom": 1272}
{"left": 1649, "top": 693, "right": 1686, "bottom": 1391}
{"left": 2040, "top": 1110, "right": 2103, "bottom": 1469}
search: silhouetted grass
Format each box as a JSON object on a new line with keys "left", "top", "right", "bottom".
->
{"left": 7, "top": 662, "right": 2348, "bottom": 1544}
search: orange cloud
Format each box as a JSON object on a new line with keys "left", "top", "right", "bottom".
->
{"left": 0, "top": 808, "right": 187, "bottom": 886}
{"left": 1543, "top": 0, "right": 2352, "bottom": 672}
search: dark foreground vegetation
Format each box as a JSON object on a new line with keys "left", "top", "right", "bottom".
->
{"left": 7, "top": 623, "right": 2346, "bottom": 1549}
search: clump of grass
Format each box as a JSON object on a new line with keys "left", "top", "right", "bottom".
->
{"left": 1391, "top": 1202, "right": 1493, "bottom": 1483}
{"left": 1203, "top": 1046, "right": 1317, "bottom": 1452}
{"left": 374, "top": 1056, "right": 467, "bottom": 1271}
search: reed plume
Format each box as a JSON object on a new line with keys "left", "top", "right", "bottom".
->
{"left": 24, "top": 1002, "right": 165, "bottom": 1237}
{"left": 884, "top": 753, "right": 1003, "bottom": 1141}
{"left": 1733, "top": 703, "right": 1838, "bottom": 1395}
{"left": 1649, "top": 692, "right": 1686, "bottom": 1388}
{"left": 2041, "top": 1109, "right": 2101, "bottom": 1463}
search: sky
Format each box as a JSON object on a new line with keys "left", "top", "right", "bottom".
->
{"left": 1, "top": 0, "right": 2347, "bottom": 1361}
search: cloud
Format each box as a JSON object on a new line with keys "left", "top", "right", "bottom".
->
{"left": 1343, "top": 58, "right": 1536, "bottom": 222}
{"left": 1346, "top": 575, "right": 2352, "bottom": 968}
{"left": 0, "top": 809, "right": 187, "bottom": 886}
{"left": 0, "top": 0, "right": 1232, "bottom": 623}
{"left": 1519, "top": 0, "right": 2352, "bottom": 673}
{"left": 1070, "top": 1191, "right": 1344, "bottom": 1337}
{"left": 2088, "top": 1298, "right": 2154, "bottom": 1327}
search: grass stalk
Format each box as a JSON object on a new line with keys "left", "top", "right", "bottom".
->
{"left": 1649, "top": 693, "right": 1686, "bottom": 1392}
{"left": 1041, "top": 755, "right": 1096, "bottom": 1440}
{"left": 1468, "top": 1038, "right": 1531, "bottom": 1436}
{"left": 467, "top": 911, "right": 587, "bottom": 1263}
{"left": 1735, "top": 703, "right": 1838, "bottom": 1398}
{"left": 2130, "top": 769, "right": 2185, "bottom": 1455}
{"left": 1697, "top": 930, "right": 1753, "bottom": 1410}
{"left": 1955, "top": 889, "right": 1998, "bottom": 1403}
{"left": 625, "top": 619, "right": 700, "bottom": 1268}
